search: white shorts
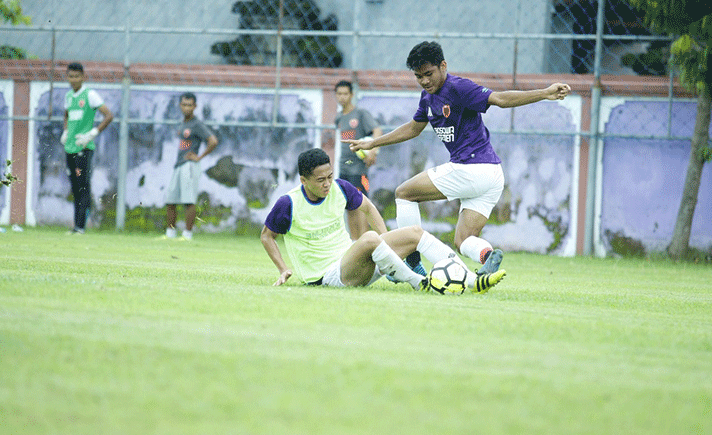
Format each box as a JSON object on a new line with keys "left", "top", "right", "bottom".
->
{"left": 320, "top": 257, "right": 382, "bottom": 287}
{"left": 427, "top": 162, "right": 504, "bottom": 218}
{"left": 165, "top": 161, "right": 201, "bottom": 204}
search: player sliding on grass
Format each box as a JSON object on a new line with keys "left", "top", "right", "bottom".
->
{"left": 346, "top": 41, "right": 571, "bottom": 278}
{"left": 260, "top": 148, "right": 506, "bottom": 293}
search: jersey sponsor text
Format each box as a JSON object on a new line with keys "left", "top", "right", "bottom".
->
{"left": 434, "top": 126, "right": 455, "bottom": 143}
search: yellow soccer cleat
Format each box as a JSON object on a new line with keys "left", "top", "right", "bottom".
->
{"left": 472, "top": 269, "right": 506, "bottom": 294}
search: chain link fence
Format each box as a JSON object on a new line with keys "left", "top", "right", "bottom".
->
{"left": 1, "top": 0, "right": 706, "bottom": 256}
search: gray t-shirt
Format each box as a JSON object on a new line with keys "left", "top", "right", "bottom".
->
{"left": 175, "top": 117, "right": 213, "bottom": 168}
{"left": 335, "top": 107, "right": 378, "bottom": 176}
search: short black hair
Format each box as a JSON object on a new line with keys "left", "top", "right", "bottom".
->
{"left": 298, "top": 148, "right": 331, "bottom": 177}
{"left": 67, "top": 62, "right": 84, "bottom": 73}
{"left": 334, "top": 80, "right": 353, "bottom": 93}
{"left": 406, "top": 41, "right": 445, "bottom": 70}
{"left": 180, "top": 92, "right": 197, "bottom": 104}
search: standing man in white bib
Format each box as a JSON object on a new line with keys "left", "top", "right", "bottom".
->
{"left": 61, "top": 62, "right": 114, "bottom": 234}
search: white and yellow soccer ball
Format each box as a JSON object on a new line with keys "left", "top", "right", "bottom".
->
{"left": 428, "top": 257, "right": 468, "bottom": 295}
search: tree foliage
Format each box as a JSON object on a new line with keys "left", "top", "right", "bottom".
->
{"left": 1, "top": 0, "right": 31, "bottom": 59}
{"left": 627, "top": 0, "right": 712, "bottom": 92}
{"left": 1, "top": 0, "right": 30, "bottom": 25}
{"left": 211, "top": 0, "right": 342, "bottom": 68}
{"left": 626, "top": 0, "right": 712, "bottom": 259}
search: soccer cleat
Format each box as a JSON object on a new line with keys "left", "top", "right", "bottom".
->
{"left": 418, "top": 276, "right": 430, "bottom": 292}
{"left": 405, "top": 252, "right": 427, "bottom": 277}
{"left": 477, "top": 249, "right": 503, "bottom": 276}
{"left": 411, "top": 261, "right": 427, "bottom": 277}
{"left": 472, "top": 269, "right": 506, "bottom": 294}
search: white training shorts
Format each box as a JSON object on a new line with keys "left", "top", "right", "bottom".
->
{"left": 165, "top": 161, "right": 201, "bottom": 204}
{"left": 427, "top": 162, "right": 504, "bottom": 218}
{"left": 320, "top": 257, "right": 382, "bottom": 287}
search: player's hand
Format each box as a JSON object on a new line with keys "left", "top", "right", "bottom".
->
{"left": 60, "top": 130, "right": 68, "bottom": 145}
{"left": 546, "top": 83, "right": 571, "bottom": 100}
{"left": 184, "top": 151, "right": 200, "bottom": 162}
{"left": 346, "top": 137, "right": 376, "bottom": 153}
{"left": 273, "top": 269, "right": 293, "bottom": 286}
{"left": 74, "top": 127, "right": 99, "bottom": 147}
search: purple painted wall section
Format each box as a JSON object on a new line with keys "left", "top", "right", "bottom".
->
{"left": 601, "top": 100, "right": 712, "bottom": 252}
{"left": 30, "top": 85, "right": 320, "bottom": 229}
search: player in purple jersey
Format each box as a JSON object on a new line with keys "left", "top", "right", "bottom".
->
{"left": 346, "top": 41, "right": 571, "bottom": 276}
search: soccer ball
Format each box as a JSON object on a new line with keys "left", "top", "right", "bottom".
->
{"left": 428, "top": 257, "right": 468, "bottom": 295}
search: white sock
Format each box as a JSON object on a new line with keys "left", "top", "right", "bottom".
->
{"left": 460, "top": 236, "right": 493, "bottom": 265}
{"left": 166, "top": 227, "right": 177, "bottom": 238}
{"left": 396, "top": 198, "right": 421, "bottom": 229}
{"left": 182, "top": 230, "right": 193, "bottom": 240}
{"left": 417, "top": 231, "right": 464, "bottom": 266}
{"left": 372, "top": 240, "right": 423, "bottom": 289}
{"left": 418, "top": 231, "right": 476, "bottom": 287}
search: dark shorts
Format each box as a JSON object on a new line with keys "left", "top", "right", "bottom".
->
{"left": 341, "top": 173, "right": 369, "bottom": 197}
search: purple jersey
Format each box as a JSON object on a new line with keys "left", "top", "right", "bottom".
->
{"left": 413, "top": 74, "right": 501, "bottom": 164}
{"left": 264, "top": 179, "right": 363, "bottom": 234}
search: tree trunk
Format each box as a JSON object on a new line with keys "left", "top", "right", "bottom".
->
{"left": 667, "top": 89, "right": 711, "bottom": 259}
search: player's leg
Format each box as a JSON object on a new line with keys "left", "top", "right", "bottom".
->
{"left": 65, "top": 153, "right": 81, "bottom": 232}
{"left": 340, "top": 231, "right": 426, "bottom": 289}
{"left": 455, "top": 209, "right": 501, "bottom": 275}
{"left": 454, "top": 164, "right": 505, "bottom": 275}
{"left": 73, "top": 149, "right": 93, "bottom": 232}
{"left": 180, "top": 161, "right": 201, "bottom": 240}
{"left": 164, "top": 166, "right": 182, "bottom": 238}
{"left": 382, "top": 225, "right": 505, "bottom": 293}
{"left": 394, "top": 171, "right": 446, "bottom": 275}
{"left": 185, "top": 203, "right": 196, "bottom": 230}
{"left": 165, "top": 204, "right": 178, "bottom": 238}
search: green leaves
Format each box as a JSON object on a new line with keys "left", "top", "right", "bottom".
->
{"left": 0, "top": 0, "right": 31, "bottom": 26}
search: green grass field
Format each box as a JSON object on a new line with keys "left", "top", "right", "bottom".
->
{"left": 1, "top": 227, "right": 711, "bottom": 434}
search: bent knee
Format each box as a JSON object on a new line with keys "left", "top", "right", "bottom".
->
{"left": 395, "top": 184, "right": 415, "bottom": 200}
{"left": 358, "top": 230, "right": 382, "bottom": 248}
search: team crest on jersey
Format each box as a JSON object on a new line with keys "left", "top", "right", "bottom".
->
{"left": 183, "top": 129, "right": 191, "bottom": 138}
{"left": 78, "top": 99, "right": 85, "bottom": 108}
{"left": 442, "top": 105, "right": 451, "bottom": 118}
{"left": 349, "top": 118, "right": 359, "bottom": 129}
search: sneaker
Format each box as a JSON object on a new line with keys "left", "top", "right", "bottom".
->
{"left": 477, "top": 249, "right": 503, "bottom": 276}
{"left": 411, "top": 261, "right": 427, "bottom": 277}
{"left": 472, "top": 269, "right": 506, "bottom": 294}
{"left": 66, "top": 228, "right": 85, "bottom": 235}
{"left": 405, "top": 252, "right": 426, "bottom": 277}
{"left": 418, "top": 276, "right": 430, "bottom": 292}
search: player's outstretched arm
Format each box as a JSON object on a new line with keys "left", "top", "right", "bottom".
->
{"left": 346, "top": 120, "right": 427, "bottom": 153}
{"left": 488, "top": 83, "right": 571, "bottom": 108}
{"left": 260, "top": 225, "right": 293, "bottom": 286}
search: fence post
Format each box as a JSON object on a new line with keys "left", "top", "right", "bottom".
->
{"left": 583, "top": 0, "right": 606, "bottom": 256}
{"left": 115, "top": 1, "right": 131, "bottom": 230}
